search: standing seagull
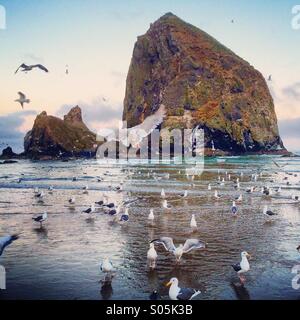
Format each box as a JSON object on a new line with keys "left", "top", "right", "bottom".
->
{"left": 166, "top": 277, "right": 201, "bottom": 300}
{"left": 15, "top": 63, "right": 49, "bottom": 74}
{"left": 15, "top": 92, "right": 30, "bottom": 109}
{"left": 232, "top": 251, "right": 251, "bottom": 283}
{"left": 32, "top": 212, "right": 48, "bottom": 227}
{"left": 83, "top": 204, "right": 95, "bottom": 214}
{"left": 148, "top": 209, "right": 155, "bottom": 221}
{"left": 190, "top": 214, "right": 197, "bottom": 230}
{"left": 0, "top": 234, "right": 19, "bottom": 257}
{"left": 147, "top": 243, "right": 158, "bottom": 269}
{"left": 263, "top": 205, "right": 277, "bottom": 219}
{"left": 151, "top": 237, "right": 206, "bottom": 262}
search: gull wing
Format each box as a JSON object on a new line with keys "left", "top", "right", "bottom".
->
{"left": 182, "top": 239, "right": 206, "bottom": 253}
{"left": 151, "top": 237, "right": 176, "bottom": 252}
{"left": 14, "top": 64, "right": 27, "bottom": 74}
{"left": 0, "top": 235, "right": 19, "bottom": 256}
{"left": 33, "top": 64, "right": 49, "bottom": 73}
{"left": 18, "top": 92, "right": 26, "bottom": 99}
{"left": 130, "top": 104, "right": 166, "bottom": 137}
{"left": 177, "top": 288, "right": 198, "bottom": 300}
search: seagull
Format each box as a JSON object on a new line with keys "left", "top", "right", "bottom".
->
{"left": 166, "top": 277, "right": 201, "bottom": 300}
{"left": 83, "top": 204, "right": 95, "bottom": 214}
{"left": 32, "top": 212, "right": 48, "bottom": 227}
{"left": 263, "top": 205, "right": 277, "bottom": 217}
{"left": 162, "top": 200, "right": 172, "bottom": 210}
{"left": 15, "top": 92, "right": 30, "bottom": 109}
{"left": 208, "top": 184, "right": 212, "bottom": 191}
{"left": 161, "top": 188, "right": 166, "bottom": 198}
{"left": 151, "top": 237, "right": 206, "bottom": 262}
{"left": 147, "top": 243, "right": 158, "bottom": 269}
{"left": 83, "top": 185, "right": 89, "bottom": 194}
{"left": 214, "top": 190, "right": 221, "bottom": 199}
{"left": 0, "top": 234, "right": 19, "bottom": 257}
{"left": 95, "top": 200, "right": 104, "bottom": 206}
{"left": 232, "top": 251, "right": 251, "bottom": 283}
{"left": 231, "top": 201, "right": 238, "bottom": 215}
{"left": 235, "top": 194, "right": 243, "bottom": 202}
{"left": 190, "top": 214, "right": 197, "bottom": 229}
{"left": 119, "top": 208, "right": 129, "bottom": 222}
{"left": 15, "top": 63, "right": 49, "bottom": 74}
{"left": 180, "top": 190, "right": 188, "bottom": 198}
{"left": 98, "top": 104, "right": 166, "bottom": 148}
{"left": 48, "top": 186, "right": 54, "bottom": 193}
{"left": 246, "top": 186, "right": 255, "bottom": 193}
{"left": 35, "top": 191, "right": 45, "bottom": 199}
{"left": 69, "top": 197, "right": 76, "bottom": 204}
{"left": 148, "top": 209, "right": 155, "bottom": 221}
{"left": 100, "top": 258, "right": 115, "bottom": 273}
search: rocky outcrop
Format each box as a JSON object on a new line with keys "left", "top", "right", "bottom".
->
{"left": 24, "top": 106, "right": 98, "bottom": 159}
{"left": 123, "top": 12, "right": 287, "bottom": 155}
{"left": 0, "top": 147, "right": 18, "bottom": 159}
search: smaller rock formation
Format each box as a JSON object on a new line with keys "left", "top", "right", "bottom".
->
{"left": 24, "top": 106, "right": 98, "bottom": 159}
{"left": 0, "top": 146, "right": 18, "bottom": 159}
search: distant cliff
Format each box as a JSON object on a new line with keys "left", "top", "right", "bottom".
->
{"left": 24, "top": 106, "right": 98, "bottom": 159}
{"left": 123, "top": 12, "right": 287, "bottom": 155}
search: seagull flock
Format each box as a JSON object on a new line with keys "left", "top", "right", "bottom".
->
{"left": 1, "top": 157, "right": 300, "bottom": 300}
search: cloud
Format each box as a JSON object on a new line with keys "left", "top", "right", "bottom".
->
{"left": 56, "top": 98, "right": 123, "bottom": 132}
{"left": 0, "top": 110, "right": 37, "bottom": 153}
{"left": 282, "top": 82, "right": 300, "bottom": 100}
{"left": 279, "top": 118, "right": 300, "bottom": 139}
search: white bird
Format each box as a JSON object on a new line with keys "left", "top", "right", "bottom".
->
{"left": 236, "top": 194, "right": 243, "bottom": 202}
{"left": 180, "top": 190, "right": 188, "bottom": 198}
{"left": 232, "top": 251, "right": 251, "bottom": 283}
{"left": 208, "top": 184, "right": 212, "bottom": 191}
{"left": 214, "top": 190, "right": 221, "bottom": 199}
{"left": 98, "top": 104, "right": 166, "bottom": 148}
{"left": 83, "top": 204, "right": 95, "bottom": 214}
{"left": 190, "top": 214, "right": 197, "bottom": 229}
{"left": 83, "top": 185, "right": 89, "bottom": 194}
{"left": 162, "top": 200, "right": 172, "bottom": 210}
{"left": 48, "top": 186, "right": 54, "bottom": 193}
{"left": 148, "top": 209, "right": 155, "bottom": 221}
{"left": 166, "top": 277, "right": 201, "bottom": 300}
{"left": 246, "top": 186, "right": 254, "bottom": 193}
{"left": 0, "top": 234, "right": 19, "bottom": 257}
{"left": 100, "top": 258, "right": 114, "bottom": 273}
{"left": 69, "top": 197, "right": 76, "bottom": 204}
{"left": 151, "top": 237, "right": 206, "bottom": 262}
{"left": 263, "top": 205, "right": 277, "bottom": 218}
{"left": 147, "top": 243, "right": 158, "bottom": 269}
{"left": 32, "top": 212, "right": 48, "bottom": 227}
{"left": 15, "top": 92, "right": 30, "bottom": 109}
{"left": 161, "top": 188, "right": 166, "bottom": 198}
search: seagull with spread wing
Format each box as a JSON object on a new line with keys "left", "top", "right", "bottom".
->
{"left": 0, "top": 234, "right": 19, "bottom": 257}
{"left": 15, "top": 63, "right": 49, "bottom": 74}
{"left": 150, "top": 237, "right": 206, "bottom": 262}
{"left": 98, "top": 104, "right": 166, "bottom": 149}
{"left": 15, "top": 92, "right": 30, "bottom": 109}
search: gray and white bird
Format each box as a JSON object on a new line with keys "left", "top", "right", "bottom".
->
{"left": 15, "top": 63, "right": 49, "bottom": 74}
{"left": 0, "top": 234, "right": 19, "bottom": 257}
{"left": 100, "top": 257, "right": 115, "bottom": 273}
{"left": 166, "top": 277, "right": 201, "bottom": 300}
{"left": 69, "top": 197, "right": 76, "bottom": 204}
{"left": 147, "top": 243, "right": 158, "bottom": 269}
{"left": 151, "top": 237, "right": 206, "bottom": 262}
{"left": 263, "top": 205, "right": 277, "bottom": 217}
{"left": 15, "top": 92, "right": 30, "bottom": 109}
{"left": 162, "top": 199, "right": 172, "bottom": 210}
{"left": 148, "top": 209, "right": 155, "bottom": 221}
{"left": 32, "top": 212, "right": 48, "bottom": 227}
{"left": 232, "top": 251, "right": 251, "bottom": 283}
{"left": 190, "top": 214, "right": 197, "bottom": 229}
{"left": 83, "top": 204, "right": 95, "bottom": 214}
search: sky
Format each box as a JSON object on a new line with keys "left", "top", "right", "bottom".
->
{"left": 0, "top": 0, "right": 300, "bottom": 152}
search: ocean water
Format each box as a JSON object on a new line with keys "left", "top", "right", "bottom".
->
{"left": 0, "top": 156, "right": 300, "bottom": 300}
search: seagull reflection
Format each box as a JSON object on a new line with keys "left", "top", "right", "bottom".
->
{"left": 100, "top": 279, "right": 113, "bottom": 300}
{"left": 230, "top": 281, "right": 250, "bottom": 300}
{"left": 33, "top": 226, "right": 48, "bottom": 239}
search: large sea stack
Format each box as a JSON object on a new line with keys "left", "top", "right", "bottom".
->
{"left": 24, "top": 106, "right": 97, "bottom": 159}
{"left": 123, "top": 13, "right": 286, "bottom": 155}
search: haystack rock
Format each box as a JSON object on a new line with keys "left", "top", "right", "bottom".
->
{"left": 24, "top": 106, "right": 97, "bottom": 159}
{"left": 123, "top": 13, "right": 287, "bottom": 155}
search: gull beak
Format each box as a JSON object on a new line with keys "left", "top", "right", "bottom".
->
{"left": 165, "top": 281, "right": 172, "bottom": 287}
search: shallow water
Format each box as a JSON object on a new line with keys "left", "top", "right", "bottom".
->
{"left": 0, "top": 156, "right": 300, "bottom": 300}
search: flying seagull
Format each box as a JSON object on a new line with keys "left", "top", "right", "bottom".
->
{"left": 166, "top": 277, "right": 201, "bottom": 300}
{"left": 0, "top": 234, "right": 19, "bottom": 257}
{"left": 15, "top": 92, "right": 30, "bottom": 109}
{"left": 15, "top": 63, "right": 49, "bottom": 74}
{"left": 98, "top": 104, "right": 166, "bottom": 148}
{"left": 151, "top": 237, "right": 206, "bottom": 262}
